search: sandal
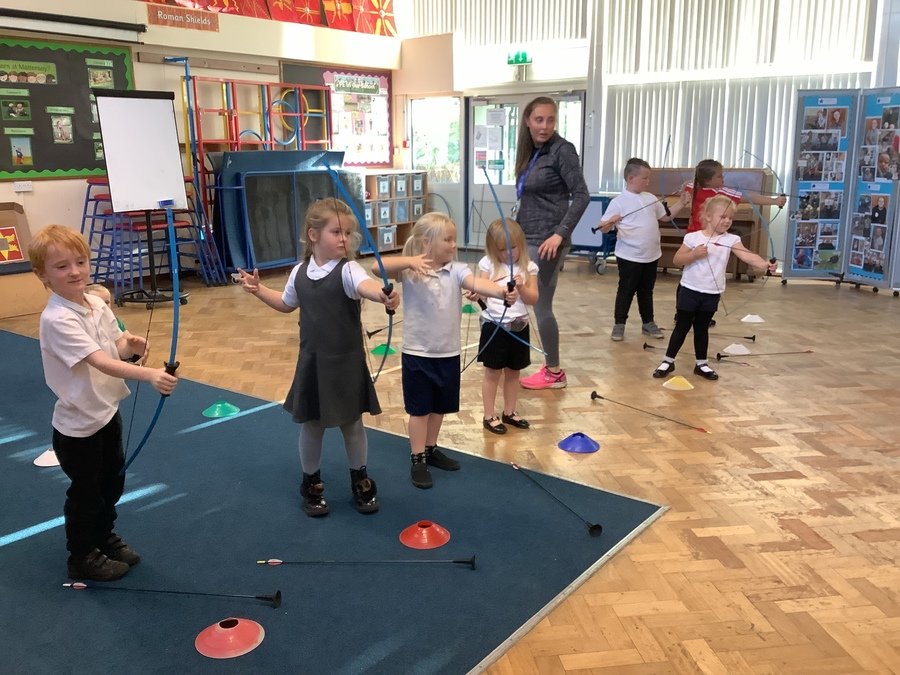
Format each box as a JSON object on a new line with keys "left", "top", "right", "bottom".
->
{"left": 501, "top": 411, "right": 530, "bottom": 429}
{"left": 482, "top": 416, "right": 507, "bottom": 435}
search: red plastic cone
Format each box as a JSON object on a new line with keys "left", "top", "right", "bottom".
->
{"left": 195, "top": 618, "right": 265, "bottom": 659}
{"left": 399, "top": 520, "right": 451, "bottom": 550}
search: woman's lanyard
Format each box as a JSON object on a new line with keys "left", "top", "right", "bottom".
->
{"left": 515, "top": 149, "right": 542, "bottom": 200}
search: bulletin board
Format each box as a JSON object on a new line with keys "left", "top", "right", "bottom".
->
{"left": 784, "top": 90, "right": 859, "bottom": 280}
{"left": 845, "top": 87, "right": 899, "bottom": 287}
{"left": 0, "top": 37, "right": 134, "bottom": 180}
{"left": 282, "top": 62, "right": 391, "bottom": 166}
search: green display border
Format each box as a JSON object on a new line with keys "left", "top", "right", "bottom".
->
{"left": 0, "top": 37, "right": 134, "bottom": 180}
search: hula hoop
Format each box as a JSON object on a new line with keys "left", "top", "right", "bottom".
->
{"left": 268, "top": 97, "right": 299, "bottom": 146}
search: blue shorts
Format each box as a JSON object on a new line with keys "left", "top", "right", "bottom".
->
{"left": 401, "top": 353, "right": 460, "bottom": 416}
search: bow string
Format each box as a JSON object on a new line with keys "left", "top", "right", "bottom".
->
{"left": 327, "top": 168, "right": 395, "bottom": 383}
{"left": 459, "top": 167, "right": 519, "bottom": 374}
{"left": 121, "top": 207, "right": 181, "bottom": 474}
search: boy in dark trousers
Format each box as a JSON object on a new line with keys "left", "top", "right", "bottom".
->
{"left": 28, "top": 225, "right": 178, "bottom": 580}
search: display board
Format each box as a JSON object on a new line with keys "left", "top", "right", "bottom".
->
{"left": 94, "top": 90, "right": 187, "bottom": 213}
{"left": 784, "top": 90, "right": 859, "bottom": 279}
{"left": 0, "top": 37, "right": 133, "bottom": 180}
{"left": 282, "top": 62, "right": 391, "bottom": 166}
{"left": 844, "top": 87, "right": 900, "bottom": 288}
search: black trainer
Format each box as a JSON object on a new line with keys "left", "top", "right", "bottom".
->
{"left": 300, "top": 471, "right": 329, "bottom": 517}
{"left": 350, "top": 466, "right": 379, "bottom": 514}
{"left": 425, "top": 445, "right": 460, "bottom": 471}
{"left": 67, "top": 548, "right": 129, "bottom": 581}
{"left": 410, "top": 452, "right": 433, "bottom": 489}
{"left": 100, "top": 534, "right": 141, "bottom": 566}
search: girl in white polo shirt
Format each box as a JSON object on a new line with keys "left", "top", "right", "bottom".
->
{"left": 376, "top": 212, "right": 518, "bottom": 489}
{"left": 652, "top": 195, "right": 776, "bottom": 381}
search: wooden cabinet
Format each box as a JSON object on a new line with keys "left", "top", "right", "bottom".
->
{"left": 649, "top": 168, "right": 776, "bottom": 280}
{"left": 362, "top": 170, "right": 427, "bottom": 254}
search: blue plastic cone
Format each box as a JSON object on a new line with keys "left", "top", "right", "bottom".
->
{"left": 557, "top": 432, "right": 600, "bottom": 454}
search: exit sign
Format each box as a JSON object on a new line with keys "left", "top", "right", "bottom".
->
{"left": 507, "top": 51, "right": 532, "bottom": 65}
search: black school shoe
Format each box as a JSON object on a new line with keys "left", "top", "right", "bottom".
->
{"left": 425, "top": 445, "right": 460, "bottom": 471}
{"left": 693, "top": 364, "right": 719, "bottom": 380}
{"left": 300, "top": 471, "right": 330, "bottom": 517}
{"left": 501, "top": 412, "right": 530, "bottom": 429}
{"left": 67, "top": 548, "right": 129, "bottom": 581}
{"left": 100, "top": 534, "right": 141, "bottom": 566}
{"left": 350, "top": 466, "right": 379, "bottom": 513}
{"left": 652, "top": 362, "right": 674, "bottom": 378}
{"left": 483, "top": 416, "right": 507, "bottom": 435}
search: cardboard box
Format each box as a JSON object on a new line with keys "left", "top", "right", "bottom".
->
{"left": 0, "top": 270, "right": 49, "bottom": 318}
{"left": 0, "top": 202, "right": 49, "bottom": 318}
{"left": 0, "top": 202, "right": 32, "bottom": 275}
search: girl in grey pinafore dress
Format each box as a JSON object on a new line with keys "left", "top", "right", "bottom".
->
{"left": 283, "top": 258, "right": 380, "bottom": 425}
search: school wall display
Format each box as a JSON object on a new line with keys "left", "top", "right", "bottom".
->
{"left": 845, "top": 88, "right": 899, "bottom": 287}
{"left": 282, "top": 63, "right": 391, "bottom": 166}
{"left": 137, "top": 0, "right": 397, "bottom": 34}
{"left": 0, "top": 38, "right": 133, "bottom": 180}
{"left": 784, "top": 90, "right": 858, "bottom": 280}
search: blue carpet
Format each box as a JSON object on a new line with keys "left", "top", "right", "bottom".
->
{"left": 0, "top": 330, "right": 663, "bottom": 674}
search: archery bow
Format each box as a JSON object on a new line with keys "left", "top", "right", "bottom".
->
{"left": 459, "top": 167, "right": 518, "bottom": 374}
{"left": 326, "top": 168, "right": 395, "bottom": 383}
{"left": 121, "top": 206, "right": 181, "bottom": 474}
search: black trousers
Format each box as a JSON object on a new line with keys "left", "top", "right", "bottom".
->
{"left": 53, "top": 413, "right": 125, "bottom": 557}
{"left": 665, "top": 286, "right": 720, "bottom": 360}
{"left": 614, "top": 257, "right": 659, "bottom": 324}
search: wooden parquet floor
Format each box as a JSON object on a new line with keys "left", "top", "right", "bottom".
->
{"left": 5, "top": 259, "right": 900, "bottom": 673}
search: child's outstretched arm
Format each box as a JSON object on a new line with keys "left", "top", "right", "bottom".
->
{"left": 744, "top": 192, "right": 787, "bottom": 209}
{"left": 464, "top": 268, "right": 490, "bottom": 303}
{"left": 372, "top": 254, "right": 432, "bottom": 279}
{"left": 730, "top": 242, "right": 777, "bottom": 275}
{"left": 83, "top": 350, "right": 178, "bottom": 395}
{"left": 660, "top": 190, "right": 691, "bottom": 222}
{"left": 237, "top": 267, "right": 294, "bottom": 313}
{"left": 463, "top": 275, "right": 519, "bottom": 305}
{"left": 357, "top": 278, "right": 400, "bottom": 312}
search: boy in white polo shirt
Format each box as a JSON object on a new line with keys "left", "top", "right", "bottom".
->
{"left": 28, "top": 225, "right": 178, "bottom": 581}
{"left": 598, "top": 158, "right": 690, "bottom": 342}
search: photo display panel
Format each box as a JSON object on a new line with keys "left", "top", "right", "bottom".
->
{"left": 845, "top": 88, "right": 900, "bottom": 287}
{"left": 785, "top": 90, "right": 858, "bottom": 279}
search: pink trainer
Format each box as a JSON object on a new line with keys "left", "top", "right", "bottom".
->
{"left": 519, "top": 366, "right": 567, "bottom": 390}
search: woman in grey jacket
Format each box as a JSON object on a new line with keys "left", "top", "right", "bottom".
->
{"left": 515, "top": 96, "right": 589, "bottom": 390}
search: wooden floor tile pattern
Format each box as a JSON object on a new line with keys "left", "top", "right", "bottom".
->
{"left": 5, "top": 259, "right": 900, "bottom": 673}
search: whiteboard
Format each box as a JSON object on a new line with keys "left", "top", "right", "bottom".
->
{"left": 95, "top": 90, "right": 188, "bottom": 213}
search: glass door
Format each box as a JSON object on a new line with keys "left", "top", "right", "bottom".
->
{"left": 465, "top": 92, "right": 584, "bottom": 248}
